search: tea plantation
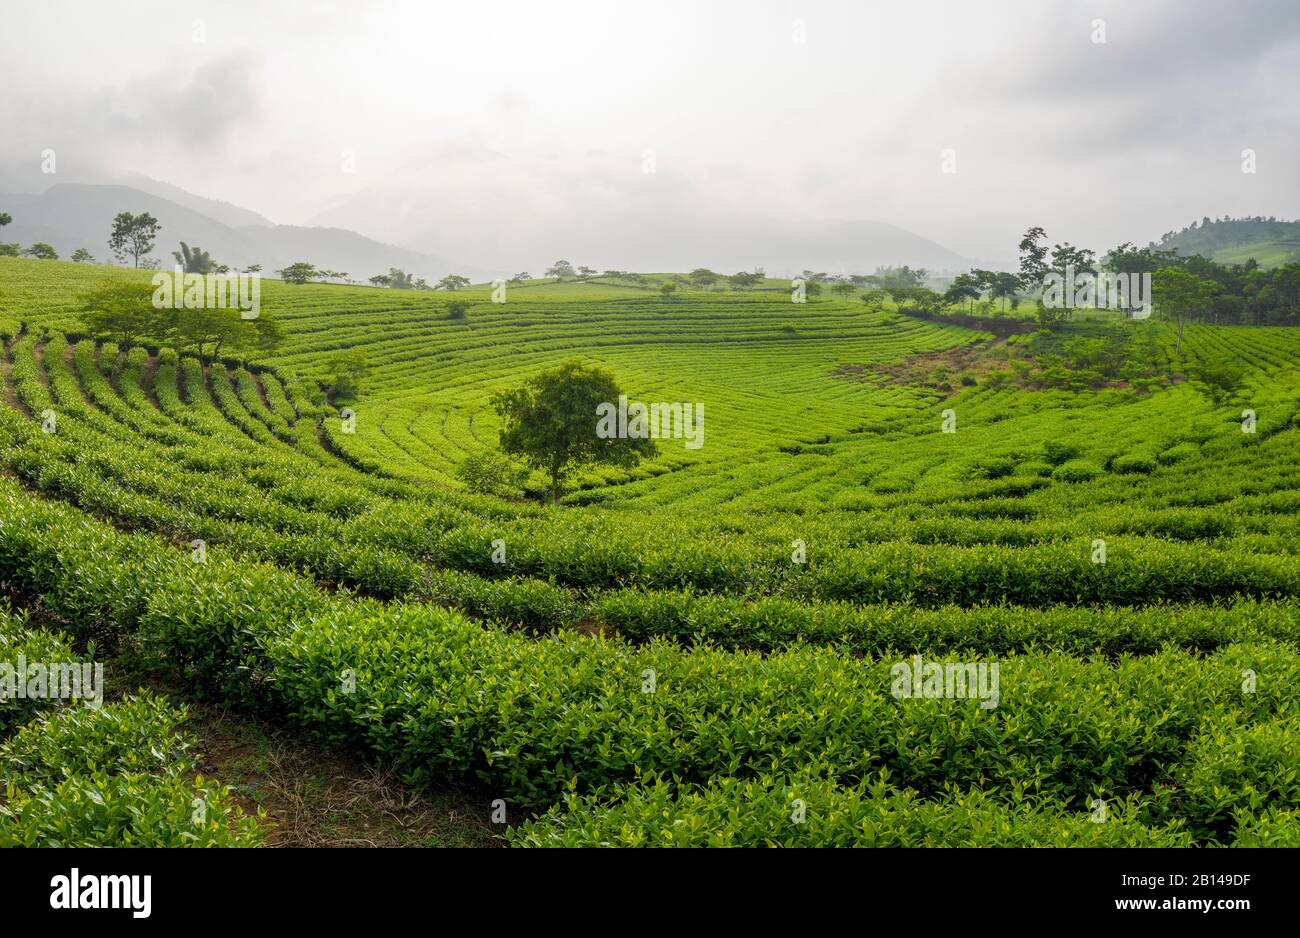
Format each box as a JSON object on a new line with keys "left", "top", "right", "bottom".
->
{"left": 1, "top": 256, "right": 1298, "bottom": 847}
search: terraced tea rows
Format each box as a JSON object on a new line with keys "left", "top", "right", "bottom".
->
{"left": 0, "top": 256, "right": 1298, "bottom": 846}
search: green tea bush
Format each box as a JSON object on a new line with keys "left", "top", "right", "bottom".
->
{"left": 510, "top": 777, "right": 1196, "bottom": 848}
{"left": 0, "top": 694, "right": 262, "bottom": 847}
{"left": 1053, "top": 460, "right": 1102, "bottom": 483}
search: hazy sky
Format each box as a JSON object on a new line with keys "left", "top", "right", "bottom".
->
{"left": 3, "top": 0, "right": 1298, "bottom": 263}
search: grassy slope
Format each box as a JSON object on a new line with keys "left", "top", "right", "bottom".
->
{"left": 1, "top": 255, "right": 1299, "bottom": 846}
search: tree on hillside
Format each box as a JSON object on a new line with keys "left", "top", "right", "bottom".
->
{"left": 438, "top": 274, "right": 470, "bottom": 291}
{"left": 0, "top": 212, "right": 10, "bottom": 227}
{"left": 729, "top": 271, "right": 762, "bottom": 290}
{"left": 832, "top": 281, "right": 856, "bottom": 301}
{"left": 0, "top": 244, "right": 19, "bottom": 257}
{"left": 171, "top": 306, "right": 283, "bottom": 366}
{"left": 991, "top": 272, "right": 1021, "bottom": 311}
{"left": 659, "top": 281, "right": 678, "bottom": 297}
{"left": 71, "top": 248, "right": 94, "bottom": 263}
{"left": 1017, "top": 226, "right": 1049, "bottom": 296}
{"left": 690, "top": 268, "right": 719, "bottom": 287}
{"left": 509, "top": 271, "right": 532, "bottom": 283}
{"left": 23, "top": 243, "right": 58, "bottom": 260}
{"left": 859, "top": 289, "right": 887, "bottom": 310}
{"left": 1049, "top": 244, "right": 1098, "bottom": 317}
{"left": 944, "top": 273, "right": 982, "bottom": 311}
{"left": 1154, "top": 267, "right": 1217, "bottom": 356}
{"left": 278, "top": 262, "right": 319, "bottom": 285}
{"left": 447, "top": 300, "right": 470, "bottom": 320}
{"left": 889, "top": 286, "right": 945, "bottom": 314}
{"left": 577, "top": 266, "right": 597, "bottom": 279}
{"left": 545, "top": 260, "right": 575, "bottom": 280}
{"left": 78, "top": 281, "right": 169, "bottom": 347}
{"left": 324, "top": 350, "right": 370, "bottom": 402}
{"left": 967, "top": 269, "right": 1021, "bottom": 312}
{"left": 491, "top": 360, "right": 656, "bottom": 504}
{"left": 246, "top": 264, "right": 263, "bottom": 274}
{"left": 374, "top": 268, "right": 415, "bottom": 289}
{"left": 870, "top": 266, "right": 928, "bottom": 291}
{"left": 108, "top": 212, "right": 161, "bottom": 268}
{"left": 1103, "top": 242, "right": 1182, "bottom": 275}
{"left": 173, "top": 242, "right": 215, "bottom": 274}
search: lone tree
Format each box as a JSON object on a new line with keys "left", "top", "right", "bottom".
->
{"left": 173, "top": 242, "right": 215, "bottom": 274}
{"left": 78, "top": 280, "right": 170, "bottom": 347}
{"left": 0, "top": 212, "right": 10, "bottom": 227}
{"left": 171, "top": 306, "right": 283, "bottom": 366}
{"left": 438, "top": 274, "right": 470, "bottom": 291}
{"left": 1154, "top": 267, "right": 1217, "bottom": 356}
{"left": 491, "top": 360, "right": 656, "bottom": 504}
{"left": 545, "top": 260, "right": 575, "bottom": 280}
{"left": 70, "top": 248, "right": 94, "bottom": 263}
{"left": 108, "top": 212, "right": 161, "bottom": 268}
{"left": 23, "top": 242, "right": 58, "bottom": 260}
{"left": 1017, "top": 226, "right": 1049, "bottom": 300}
{"left": 324, "top": 349, "right": 370, "bottom": 402}
{"left": 278, "top": 262, "right": 319, "bottom": 285}
{"left": 944, "top": 273, "right": 982, "bottom": 311}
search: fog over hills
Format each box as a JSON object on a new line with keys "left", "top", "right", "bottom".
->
{"left": 304, "top": 150, "right": 975, "bottom": 276}
{"left": 0, "top": 182, "right": 494, "bottom": 281}
{"left": 2, "top": 178, "right": 975, "bottom": 280}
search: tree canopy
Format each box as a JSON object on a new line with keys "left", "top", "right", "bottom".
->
{"left": 491, "top": 360, "right": 656, "bottom": 503}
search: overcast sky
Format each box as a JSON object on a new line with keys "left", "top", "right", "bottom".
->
{"left": 2, "top": 0, "right": 1298, "bottom": 263}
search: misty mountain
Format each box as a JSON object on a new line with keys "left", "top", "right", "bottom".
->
{"left": 303, "top": 150, "right": 972, "bottom": 277}
{"left": 119, "top": 173, "right": 274, "bottom": 229}
{"left": 0, "top": 183, "right": 491, "bottom": 281}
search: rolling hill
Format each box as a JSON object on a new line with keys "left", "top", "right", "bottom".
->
{"left": 1, "top": 256, "right": 1298, "bottom": 846}
{"left": 0, "top": 183, "right": 495, "bottom": 281}
{"left": 1153, "top": 216, "right": 1300, "bottom": 268}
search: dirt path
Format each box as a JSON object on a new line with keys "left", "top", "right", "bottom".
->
{"left": 252, "top": 372, "right": 274, "bottom": 411}
{"left": 190, "top": 704, "right": 501, "bottom": 848}
{"left": 141, "top": 355, "right": 164, "bottom": 411}
{"left": 0, "top": 336, "right": 28, "bottom": 416}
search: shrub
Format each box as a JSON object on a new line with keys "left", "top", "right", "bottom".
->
{"left": 1112, "top": 453, "right": 1158, "bottom": 475}
{"left": 1157, "top": 442, "right": 1199, "bottom": 465}
{"left": 455, "top": 449, "right": 529, "bottom": 499}
{"left": 1052, "top": 460, "right": 1101, "bottom": 483}
{"left": 1042, "top": 439, "right": 1082, "bottom": 466}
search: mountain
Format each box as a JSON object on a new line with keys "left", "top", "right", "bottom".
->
{"left": 0, "top": 183, "right": 491, "bottom": 281}
{"left": 305, "top": 150, "right": 971, "bottom": 276}
{"left": 1153, "top": 216, "right": 1300, "bottom": 268}
{"left": 119, "top": 174, "right": 274, "bottom": 229}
